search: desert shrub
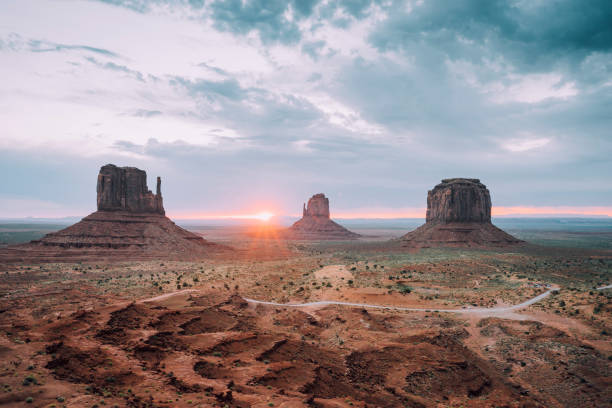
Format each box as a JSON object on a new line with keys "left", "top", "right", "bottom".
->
{"left": 397, "top": 284, "right": 412, "bottom": 294}
{"left": 22, "top": 375, "right": 36, "bottom": 386}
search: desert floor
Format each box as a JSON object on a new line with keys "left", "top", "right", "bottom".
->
{"left": 0, "top": 226, "right": 610, "bottom": 407}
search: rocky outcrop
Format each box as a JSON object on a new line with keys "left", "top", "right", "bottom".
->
{"left": 401, "top": 179, "right": 521, "bottom": 247}
{"left": 426, "top": 179, "right": 490, "bottom": 223}
{"left": 97, "top": 164, "right": 164, "bottom": 214}
{"left": 284, "top": 194, "right": 360, "bottom": 240}
{"left": 1, "top": 164, "right": 223, "bottom": 262}
{"left": 303, "top": 193, "right": 330, "bottom": 218}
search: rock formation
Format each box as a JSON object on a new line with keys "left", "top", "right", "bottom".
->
{"left": 426, "top": 178, "right": 491, "bottom": 223}
{"left": 97, "top": 164, "right": 164, "bottom": 214}
{"left": 284, "top": 194, "right": 360, "bottom": 240}
{"left": 302, "top": 193, "right": 330, "bottom": 218}
{"left": 401, "top": 178, "right": 522, "bottom": 247}
{"left": 2, "top": 164, "right": 222, "bottom": 262}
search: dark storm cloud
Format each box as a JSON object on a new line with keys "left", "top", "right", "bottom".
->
{"left": 94, "top": 0, "right": 612, "bottom": 72}
{"left": 370, "top": 0, "right": 612, "bottom": 75}
{"left": 96, "top": 0, "right": 386, "bottom": 45}
{"left": 209, "top": 0, "right": 303, "bottom": 44}
{"left": 207, "top": 0, "right": 391, "bottom": 43}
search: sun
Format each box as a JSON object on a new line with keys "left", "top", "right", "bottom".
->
{"left": 253, "top": 211, "right": 274, "bottom": 222}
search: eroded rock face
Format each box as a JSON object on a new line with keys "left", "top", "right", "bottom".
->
{"left": 97, "top": 164, "right": 164, "bottom": 214}
{"left": 285, "top": 193, "right": 359, "bottom": 240}
{"left": 303, "top": 193, "right": 330, "bottom": 218}
{"left": 0, "top": 163, "right": 223, "bottom": 262}
{"left": 426, "top": 178, "right": 491, "bottom": 224}
{"left": 401, "top": 178, "right": 522, "bottom": 247}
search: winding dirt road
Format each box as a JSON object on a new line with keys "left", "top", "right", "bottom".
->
{"left": 244, "top": 287, "right": 557, "bottom": 315}
{"left": 142, "top": 282, "right": 611, "bottom": 316}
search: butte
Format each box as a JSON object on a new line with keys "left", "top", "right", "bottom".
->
{"left": 400, "top": 178, "right": 522, "bottom": 247}
{"left": 0, "top": 164, "right": 220, "bottom": 262}
{"left": 282, "top": 193, "right": 360, "bottom": 240}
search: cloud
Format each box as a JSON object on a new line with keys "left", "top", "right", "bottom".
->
{"left": 85, "top": 56, "right": 146, "bottom": 81}
{"left": 29, "top": 40, "right": 121, "bottom": 57}
{"left": 1, "top": 33, "right": 121, "bottom": 57}
{"left": 502, "top": 136, "right": 551, "bottom": 152}
{"left": 209, "top": 0, "right": 306, "bottom": 44}
{"left": 131, "top": 109, "right": 162, "bottom": 117}
{"left": 301, "top": 40, "right": 326, "bottom": 59}
{"left": 173, "top": 76, "right": 247, "bottom": 101}
{"left": 0, "top": 0, "right": 611, "bottom": 218}
{"left": 369, "top": 0, "right": 612, "bottom": 71}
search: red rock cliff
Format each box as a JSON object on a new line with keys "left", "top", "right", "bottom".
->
{"left": 302, "top": 193, "right": 330, "bottom": 218}
{"left": 401, "top": 178, "right": 521, "bottom": 247}
{"left": 426, "top": 178, "right": 491, "bottom": 224}
{"left": 96, "top": 164, "right": 164, "bottom": 215}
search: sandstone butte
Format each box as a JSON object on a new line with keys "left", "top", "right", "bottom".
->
{"left": 0, "top": 164, "right": 221, "bottom": 262}
{"left": 283, "top": 193, "right": 360, "bottom": 240}
{"left": 401, "top": 178, "right": 522, "bottom": 247}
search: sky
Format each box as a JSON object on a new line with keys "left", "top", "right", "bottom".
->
{"left": 1, "top": 0, "right": 611, "bottom": 219}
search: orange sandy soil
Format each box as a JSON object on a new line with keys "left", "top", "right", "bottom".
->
{"left": 0, "top": 229, "right": 611, "bottom": 407}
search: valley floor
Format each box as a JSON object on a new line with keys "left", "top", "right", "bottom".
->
{"left": 0, "top": 229, "right": 610, "bottom": 407}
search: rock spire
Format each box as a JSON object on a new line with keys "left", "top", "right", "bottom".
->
{"left": 302, "top": 193, "right": 330, "bottom": 218}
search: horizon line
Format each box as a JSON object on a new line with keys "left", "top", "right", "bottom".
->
{"left": 3, "top": 205, "right": 612, "bottom": 220}
{"left": 169, "top": 206, "right": 612, "bottom": 220}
